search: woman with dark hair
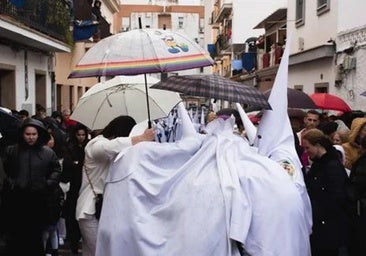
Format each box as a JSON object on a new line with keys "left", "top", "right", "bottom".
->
{"left": 303, "top": 128, "right": 350, "bottom": 256}
{"left": 76, "top": 115, "right": 155, "bottom": 256}
{"left": 1, "top": 118, "right": 61, "bottom": 255}
{"left": 61, "top": 123, "right": 89, "bottom": 255}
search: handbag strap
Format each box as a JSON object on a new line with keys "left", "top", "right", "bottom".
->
{"left": 84, "top": 164, "right": 98, "bottom": 198}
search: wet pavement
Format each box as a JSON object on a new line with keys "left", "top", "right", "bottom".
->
{"left": 56, "top": 240, "right": 82, "bottom": 256}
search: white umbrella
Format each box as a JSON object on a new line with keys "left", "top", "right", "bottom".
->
{"left": 70, "top": 75, "right": 182, "bottom": 130}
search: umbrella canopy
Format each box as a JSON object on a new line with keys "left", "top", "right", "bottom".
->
{"left": 310, "top": 93, "right": 351, "bottom": 112}
{"left": 151, "top": 74, "right": 271, "bottom": 110}
{"left": 70, "top": 75, "right": 182, "bottom": 130}
{"left": 68, "top": 29, "right": 214, "bottom": 78}
{"left": 361, "top": 91, "right": 366, "bottom": 97}
{"left": 0, "top": 107, "right": 22, "bottom": 146}
{"left": 264, "top": 88, "right": 316, "bottom": 109}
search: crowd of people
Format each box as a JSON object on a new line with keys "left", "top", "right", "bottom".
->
{"left": 287, "top": 109, "right": 366, "bottom": 256}
{"left": 0, "top": 104, "right": 155, "bottom": 256}
{"left": 0, "top": 102, "right": 366, "bottom": 256}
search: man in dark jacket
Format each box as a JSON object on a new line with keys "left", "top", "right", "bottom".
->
{"left": 1, "top": 118, "right": 61, "bottom": 255}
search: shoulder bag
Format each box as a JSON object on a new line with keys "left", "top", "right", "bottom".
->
{"left": 84, "top": 166, "right": 103, "bottom": 220}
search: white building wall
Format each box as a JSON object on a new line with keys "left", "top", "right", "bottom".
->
{"left": 171, "top": 13, "right": 199, "bottom": 40}
{"left": 287, "top": 0, "right": 337, "bottom": 54}
{"left": 0, "top": 45, "right": 51, "bottom": 114}
{"left": 203, "top": 0, "right": 214, "bottom": 74}
{"left": 335, "top": 27, "right": 366, "bottom": 111}
{"left": 122, "top": 0, "right": 202, "bottom": 5}
{"left": 348, "top": 48, "right": 366, "bottom": 111}
{"left": 288, "top": 58, "right": 334, "bottom": 93}
{"left": 100, "top": 5, "right": 114, "bottom": 33}
{"left": 337, "top": 0, "right": 366, "bottom": 33}
{"left": 334, "top": 1, "right": 366, "bottom": 111}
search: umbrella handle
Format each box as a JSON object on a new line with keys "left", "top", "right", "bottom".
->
{"left": 144, "top": 74, "right": 152, "bottom": 128}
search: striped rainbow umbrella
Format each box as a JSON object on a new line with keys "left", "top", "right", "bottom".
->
{"left": 69, "top": 28, "right": 213, "bottom": 78}
{"left": 69, "top": 28, "right": 213, "bottom": 128}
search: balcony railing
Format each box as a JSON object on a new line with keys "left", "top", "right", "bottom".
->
{"left": 215, "top": 33, "right": 231, "bottom": 54}
{"left": 256, "top": 44, "right": 284, "bottom": 69}
{"left": 0, "top": 0, "right": 72, "bottom": 43}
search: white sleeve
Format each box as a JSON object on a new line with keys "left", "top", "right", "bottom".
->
{"left": 89, "top": 136, "right": 133, "bottom": 161}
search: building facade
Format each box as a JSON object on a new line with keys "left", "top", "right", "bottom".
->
{"left": 0, "top": 0, "right": 71, "bottom": 114}
{"left": 287, "top": 0, "right": 366, "bottom": 111}
{"left": 54, "top": 0, "right": 120, "bottom": 112}
{"left": 208, "top": 0, "right": 286, "bottom": 84}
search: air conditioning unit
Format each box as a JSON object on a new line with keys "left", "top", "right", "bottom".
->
{"left": 199, "top": 27, "right": 204, "bottom": 33}
{"left": 343, "top": 55, "right": 356, "bottom": 70}
{"left": 298, "top": 37, "right": 304, "bottom": 51}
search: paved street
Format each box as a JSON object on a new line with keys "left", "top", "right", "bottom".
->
{"left": 56, "top": 240, "right": 82, "bottom": 256}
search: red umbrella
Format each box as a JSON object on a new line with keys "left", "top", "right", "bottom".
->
{"left": 310, "top": 93, "right": 351, "bottom": 112}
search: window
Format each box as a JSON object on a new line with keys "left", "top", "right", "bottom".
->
{"left": 294, "top": 85, "right": 303, "bottom": 91}
{"left": 178, "top": 17, "right": 184, "bottom": 29}
{"left": 317, "top": 0, "right": 330, "bottom": 15}
{"left": 295, "top": 0, "right": 305, "bottom": 27}
{"left": 314, "top": 82, "right": 329, "bottom": 93}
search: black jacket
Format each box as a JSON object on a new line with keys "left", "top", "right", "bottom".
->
{"left": 305, "top": 151, "right": 350, "bottom": 250}
{"left": 349, "top": 154, "right": 366, "bottom": 202}
{"left": 61, "top": 142, "right": 86, "bottom": 219}
{"left": 2, "top": 118, "right": 61, "bottom": 191}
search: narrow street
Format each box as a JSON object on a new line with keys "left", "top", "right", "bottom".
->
{"left": 54, "top": 241, "right": 82, "bottom": 256}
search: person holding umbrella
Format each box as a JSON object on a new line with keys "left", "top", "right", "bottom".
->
{"left": 76, "top": 115, "right": 155, "bottom": 256}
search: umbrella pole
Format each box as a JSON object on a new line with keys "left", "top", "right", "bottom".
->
{"left": 139, "top": 17, "right": 152, "bottom": 128}
{"left": 144, "top": 73, "right": 152, "bottom": 128}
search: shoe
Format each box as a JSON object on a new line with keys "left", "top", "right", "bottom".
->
{"left": 59, "top": 237, "right": 64, "bottom": 246}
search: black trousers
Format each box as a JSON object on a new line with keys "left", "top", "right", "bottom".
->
{"left": 4, "top": 190, "right": 46, "bottom": 255}
{"left": 65, "top": 216, "right": 81, "bottom": 253}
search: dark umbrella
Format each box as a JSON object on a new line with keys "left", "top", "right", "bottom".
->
{"left": 264, "top": 88, "right": 317, "bottom": 109}
{"left": 151, "top": 74, "right": 271, "bottom": 110}
{"left": 0, "top": 108, "right": 22, "bottom": 147}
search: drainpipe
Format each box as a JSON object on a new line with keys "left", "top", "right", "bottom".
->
{"left": 24, "top": 50, "right": 29, "bottom": 100}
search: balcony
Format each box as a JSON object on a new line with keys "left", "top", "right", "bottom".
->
{"left": 214, "top": 0, "right": 232, "bottom": 24}
{"left": 209, "top": 11, "right": 219, "bottom": 28}
{"left": 256, "top": 44, "right": 284, "bottom": 70}
{"left": 0, "top": 0, "right": 71, "bottom": 52}
{"left": 215, "top": 33, "right": 231, "bottom": 54}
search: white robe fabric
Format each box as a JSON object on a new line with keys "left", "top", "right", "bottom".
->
{"left": 253, "top": 36, "right": 312, "bottom": 238}
{"left": 96, "top": 118, "right": 311, "bottom": 256}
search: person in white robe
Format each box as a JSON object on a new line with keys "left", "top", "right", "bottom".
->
{"left": 96, "top": 38, "right": 312, "bottom": 256}
{"left": 76, "top": 116, "right": 155, "bottom": 256}
{"left": 96, "top": 102, "right": 311, "bottom": 256}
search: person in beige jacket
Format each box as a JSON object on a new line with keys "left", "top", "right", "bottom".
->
{"left": 76, "top": 116, "right": 155, "bottom": 256}
{"left": 342, "top": 117, "right": 366, "bottom": 170}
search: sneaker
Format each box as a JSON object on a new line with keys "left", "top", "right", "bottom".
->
{"left": 59, "top": 237, "right": 64, "bottom": 246}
